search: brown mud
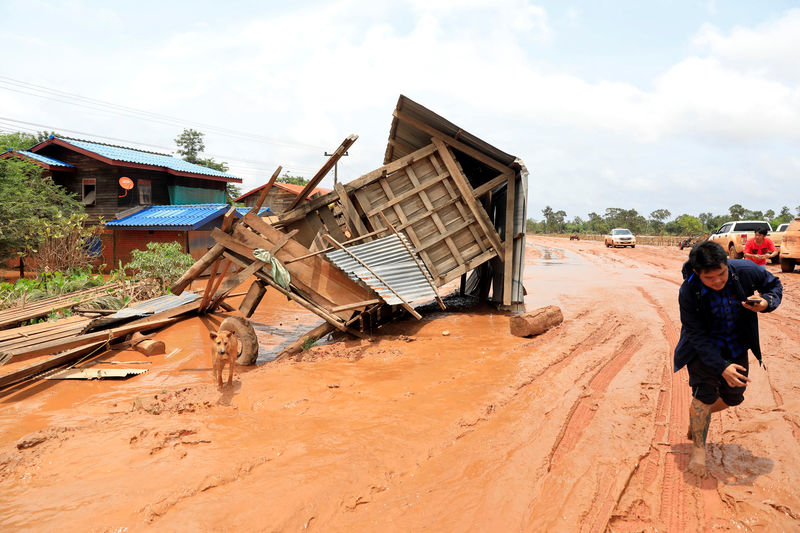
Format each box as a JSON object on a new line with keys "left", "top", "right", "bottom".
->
{"left": 1, "top": 237, "right": 799, "bottom": 531}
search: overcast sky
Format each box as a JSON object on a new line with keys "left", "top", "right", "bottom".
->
{"left": 1, "top": 0, "right": 799, "bottom": 222}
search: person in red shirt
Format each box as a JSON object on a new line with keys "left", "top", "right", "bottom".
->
{"left": 743, "top": 228, "right": 777, "bottom": 266}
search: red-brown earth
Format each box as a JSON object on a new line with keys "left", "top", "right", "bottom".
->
{"left": 1, "top": 236, "right": 799, "bottom": 532}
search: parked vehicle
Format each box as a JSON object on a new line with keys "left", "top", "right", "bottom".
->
{"left": 707, "top": 220, "right": 772, "bottom": 259}
{"left": 772, "top": 222, "right": 789, "bottom": 257}
{"left": 779, "top": 217, "right": 800, "bottom": 273}
{"left": 605, "top": 228, "right": 636, "bottom": 248}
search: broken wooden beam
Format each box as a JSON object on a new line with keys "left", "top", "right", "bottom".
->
{"left": 249, "top": 166, "right": 282, "bottom": 214}
{"left": 509, "top": 306, "right": 563, "bottom": 337}
{"left": 172, "top": 243, "right": 226, "bottom": 295}
{"left": 274, "top": 322, "right": 336, "bottom": 361}
{"left": 287, "top": 135, "right": 358, "bottom": 211}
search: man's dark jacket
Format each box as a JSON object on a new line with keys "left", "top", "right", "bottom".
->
{"left": 674, "top": 259, "right": 782, "bottom": 374}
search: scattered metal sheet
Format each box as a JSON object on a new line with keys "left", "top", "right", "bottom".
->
{"left": 86, "top": 291, "right": 200, "bottom": 331}
{"left": 46, "top": 367, "right": 148, "bottom": 380}
{"left": 326, "top": 233, "right": 438, "bottom": 306}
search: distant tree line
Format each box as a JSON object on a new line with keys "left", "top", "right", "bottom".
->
{"left": 528, "top": 205, "right": 800, "bottom": 236}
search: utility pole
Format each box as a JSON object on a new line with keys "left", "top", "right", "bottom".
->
{"left": 325, "top": 149, "right": 349, "bottom": 185}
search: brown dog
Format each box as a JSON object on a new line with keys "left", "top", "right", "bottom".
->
{"left": 209, "top": 330, "right": 237, "bottom": 388}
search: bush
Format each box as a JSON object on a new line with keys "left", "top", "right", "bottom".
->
{"left": 124, "top": 242, "right": 195, "bottom": 296}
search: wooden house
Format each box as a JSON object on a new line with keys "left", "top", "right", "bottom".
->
{"left": 235, "top": 182, "right": 331, "bottom": 214}
{"left": 1, "top": 136, "right": 241, "bottom": 224}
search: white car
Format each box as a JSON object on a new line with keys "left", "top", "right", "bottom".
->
{"left": 605, "top": 228, "right": 636, "bottom": 248}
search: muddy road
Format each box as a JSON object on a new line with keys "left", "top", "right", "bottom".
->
{"left": 1, "top": 236, "right": 799, "bottom": 531}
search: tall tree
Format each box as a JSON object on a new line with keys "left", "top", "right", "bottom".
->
{"left": 174, "top": 128, "right": 205, "bottom": 164}
{"left": 728, "top": 204, "right": 745, "bottom": 220}
{"left": 174, "top": 129, "right": 235, "bottom": 201}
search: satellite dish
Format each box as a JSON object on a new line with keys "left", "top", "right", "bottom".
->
{"left": 119, "top": 177, "right": 134, "bottom": 198}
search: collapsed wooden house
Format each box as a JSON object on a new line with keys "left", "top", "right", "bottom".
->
{"left": 172, "top": 96, "right": 528, "bottom": 357}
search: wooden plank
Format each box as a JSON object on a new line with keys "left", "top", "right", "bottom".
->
{"left": 472, "top": 171, "right": 512, "bottom": 198}
{"left": 283, "top": 227, "right": 391, "bottom": 265}
{"left": 323, "top": 234, "right": 422, "bottom": 320}
{"left": 428, "top": 153, "right": 488, "bottom": 253}
{"left": 172, "top": 243, "right": 225, "bottom": 295}
{"left": 404, "top": 165, "right": 465, "bottom": 267}
{"left": 208, "top": 258, "right": 265, "bottom": 309}
{"left": 317, "top": 205, "right": 348, "bottom": 242}
{"left": 274, "top": 322, "right": 336, "bottom": 361}
{"left": 503, "top": 173, "right": 516, "bottom": 306}
{"left": 274, "top": 144, "right": 438, "bottom": 226}
{"left": 415, "top": 218, "right": 476, "bottom": 252}
{"left": 3, "top": 315, "right": 181, "bottom": 361}
{"left": 330, "top": 299, "right": 382, "bottom": 313}
{"left": 239, "top": 280, "right": 267, "bottom": 318}
{"left": 393, "top": 110, "right": 514, "bottom": 174}
{"left": 432, "top": 138, "right": 505, "bottom": 261}
{"left": 0, "top": 284, "right": 123, "bottom": 329}
{"left": 354, "top": 177, "right": 439, "bottom": 279}
{"left": 438, "top": 248, "right": 498, "bottom": 286}
{"left": 239, "top": 213, "right": 377, "bottom": 306}
{"left": 0, "top": 341, "right": 108, "bottom": 390}
{"left": 287, "top": 134, "right": 358, "bottom": 211}
{"left": 249, "top": 166, "right": 282, "bottom": 214}
{"left": 334, "top": 182, "right": 369, "bottom": 237}
{"left": 363, "top": 171, "right": 449, "bottom": 217}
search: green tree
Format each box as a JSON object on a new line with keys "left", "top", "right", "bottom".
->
{"left": 0, "top": 158, "right": 84, "bottom": 276}
{"left": 0, "top": 131, "right": 59, "bottom": 151}
{"left": 649, "top": 209, "right": 671, "bottom": 234}
{"left": 174, "top": 129, "right": 205, "bottom": 164}
{"left": 174, "top": 129, "right": 236, "bottom": 202}
{"left": 728, "top": 204, "right": 745, "bottom": 220}
{"left": 277, "top": 172, "right": 310, "bottom": 186}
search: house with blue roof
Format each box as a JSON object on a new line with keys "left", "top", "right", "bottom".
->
{"left": 1, "top": 136, "right": 242, "bottom": 224}
{"left": 1, "top": 136, "right": 252, "bottom": 270}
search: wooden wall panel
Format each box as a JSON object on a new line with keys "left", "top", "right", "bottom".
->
{"left": 348, "top": 146, "right": 501, "bottom": 285}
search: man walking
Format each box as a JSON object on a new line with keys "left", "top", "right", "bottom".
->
{"left": 674, "top": 241, "right": 782, "bottom": 476}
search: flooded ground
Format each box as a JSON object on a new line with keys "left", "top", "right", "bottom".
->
{"left": 1, "top": 236, "right": 799, "bottom": 531}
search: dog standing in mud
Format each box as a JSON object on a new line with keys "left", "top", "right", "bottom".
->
{"left": 210, "top": 330, "right": 237, "bottom": 389}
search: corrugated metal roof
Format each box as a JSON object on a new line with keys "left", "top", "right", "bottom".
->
{"left": 234, "top": 207, "right": 273, "bottom": 217}
{"left": 5, "top": 150, "right": 73, "bottom": 167}
{"left": 45, "top": 137, "right": 240, "bottom": 181}
{"left": 385, "top": 95, "right": 518, "bottom": 167}
{"left": 105, "top": 204, "right": 229, "bottom": 230}
{"left": 86, "top": 291, "right": 200, "bottom": 330}
{"left": 325, "top": 233, "right": 437, "bottom": 306}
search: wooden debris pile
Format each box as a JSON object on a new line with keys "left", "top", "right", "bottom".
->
{"left": 171, "top": 95, "right": 528, "bottom": 353}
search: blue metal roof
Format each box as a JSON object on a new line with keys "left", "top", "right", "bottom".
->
{"left": 106, "top": 204, "right": 230, "bottom": 230}
{"left": 234, "top": 207, "right": 273, "bottom": 217}
{"left": 51, "top": 137, "right": 239, "bottom": 181}
{"left": 13, "top": 150, "right": 74, "bottom": 167}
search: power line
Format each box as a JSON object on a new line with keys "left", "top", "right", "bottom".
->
{"left": 0, "top": 117, "right": 320, "bottom": 176}
{"left": 0, "top": 75, "right": 329, "bottom": 151}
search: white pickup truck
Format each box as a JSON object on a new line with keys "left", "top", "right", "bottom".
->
{"left": 707, "top": 220, "right": 773, "bottom": 260}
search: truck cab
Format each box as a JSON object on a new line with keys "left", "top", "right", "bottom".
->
{"left": 708, "top": 220, "right": 772, "bottom": 259}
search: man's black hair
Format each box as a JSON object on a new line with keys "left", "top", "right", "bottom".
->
{"left": 689, "top": 241, "right": 728, "bottom": 272}
{"left": 755, "top": 227, "right": 768, "bottom": 236}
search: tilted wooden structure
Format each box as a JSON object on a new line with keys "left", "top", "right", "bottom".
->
{"left": 171, "top": 96, "right": 528, "bottom": 352}
{"left": 275, "top": 95, "right": 528, "bottom": 309}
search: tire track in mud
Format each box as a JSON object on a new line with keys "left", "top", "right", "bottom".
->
{"left": 632, "top": 286, "right": 696, "bottom": 532}
{"left": 548, "top": 334, "right": 642, "bottom": 467}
